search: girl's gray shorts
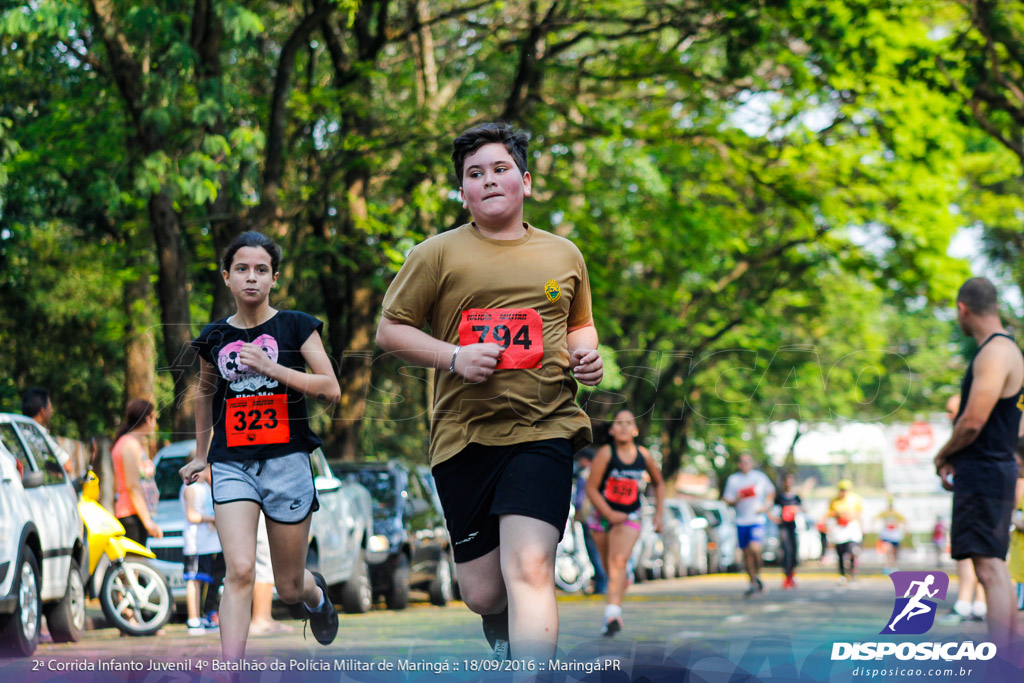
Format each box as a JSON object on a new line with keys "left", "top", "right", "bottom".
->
{"left": 211, "top": 451, "right": 320, "bottom": 524}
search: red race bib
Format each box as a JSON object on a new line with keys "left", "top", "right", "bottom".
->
{"left": 603, "top": 477, "right": 639, "bottom": 507}
{"left": 782, "top": 505, "right": 798, "bottom": 523}
{"left": 738, "top": 485, "right": 757, "bottom": 499}
{"left": 226, "top": 394, "right": 290, "bottom": 447}
{"left": 459, "top": 308, "right": 544, "bottom": 369}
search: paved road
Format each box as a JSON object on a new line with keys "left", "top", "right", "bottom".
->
{"left": 1, "top": 567, "right": 1020, "bottom": 682}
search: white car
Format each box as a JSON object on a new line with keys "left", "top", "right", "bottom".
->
{"left": 148, "top": 441, "right": 378, "bottom": 614}
{"left": 0, "top": 413, "right": 88, "bottom": 656}
{"left": 664, "top": 499, "right": 711, "bottom": 577}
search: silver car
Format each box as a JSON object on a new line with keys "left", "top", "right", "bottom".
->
{"left": 148, "top": 441, "right": 379, "bottom": 613}
{"left": 691, "top": 499, "right": 740, "bottom": 573}
{"left": 664, "top": 499, "right": 710, "bottom": 577}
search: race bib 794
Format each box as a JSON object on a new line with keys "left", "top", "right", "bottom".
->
{"left": 458, "top": 308, "right": 544, "bottom": 369}
{"left": 226, "top": 394, "right": 290, "bottom": 447}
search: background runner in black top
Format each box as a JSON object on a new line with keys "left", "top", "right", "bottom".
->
{"left": 951, "top": 332, "right": 1024, "bottom": 464}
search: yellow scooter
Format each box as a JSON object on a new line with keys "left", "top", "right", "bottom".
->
{"left": 79, "top": 470, "right": 171, "bottom": 636}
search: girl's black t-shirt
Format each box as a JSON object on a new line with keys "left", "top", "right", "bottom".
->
{"left": 191, "top": 310, "right": 324, "bottom": 463}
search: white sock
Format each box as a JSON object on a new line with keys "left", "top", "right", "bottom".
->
{"left": 973, "top": 601, "right": 987, "bottom": 618}
{"left": 953, "top": 600, "right": 972, "bottom": 617}
{"left": 308, "top": 589, "right": 325, "bottom": 612}
{"left": 604, "top": 604, "right": 622, "bottom": 621}
{"left": 187, "top": 618, "right": 201, "bottom": 627}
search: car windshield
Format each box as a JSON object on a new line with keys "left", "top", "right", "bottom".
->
{"left": 155, "top": 456, "right": 186, "bottom": 501}
{"left": 343, "top": 469, "right": 397, "bottom": 518}
{"left": 700, "top": 507, "right": 722, "bottom": 525}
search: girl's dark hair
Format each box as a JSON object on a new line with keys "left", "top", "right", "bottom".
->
{"left": 113, "top": 399, "right": 155, "bottom": 444}
{"left": 220, "top": 231, "right": 282, "bottom": 274}
{"left": 451, "top": 122, "right": 530, "bottom": 181}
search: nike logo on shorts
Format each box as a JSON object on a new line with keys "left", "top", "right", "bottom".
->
{"left": 289, "top": 499, "right": 303, "bottom": 510}
{"left": 455, "top": 531, "right": 479, "bottom": 546}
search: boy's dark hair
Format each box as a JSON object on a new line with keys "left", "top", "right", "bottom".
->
{"left": 957, "top": 277, "right": 998, "bottom": 315}
{"left": 22, "top": 387, "right": 49, "bottom": 418}
{"left": 220, "top": 231, "right": 282, "bottom": 274}
{"left": 452, "top": 122, "right": 530, "bottom": 181}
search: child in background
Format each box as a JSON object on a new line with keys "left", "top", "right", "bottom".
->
{"left": 182, "top": 456, "right": 224, "bottom": 635}
{"left": 876, "top": 499, "right": 906, "bottom": 575}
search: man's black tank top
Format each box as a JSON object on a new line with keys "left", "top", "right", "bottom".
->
{"left": 598, "top": 441, "right": 647, "bottom": 514}
{"left": 953, "top": 332, "right": 1024, "bottom": 464}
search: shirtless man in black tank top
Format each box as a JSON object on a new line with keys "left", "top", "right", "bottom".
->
{"left": 934, "top": 277, "right": 1024, "bottom": 648}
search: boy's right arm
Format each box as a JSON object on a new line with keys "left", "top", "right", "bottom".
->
{"left": 376, "top": 316, "right": 503, "bottom": 383}
{"left": 722, "top": 475, "right": 736, "bottom": 505}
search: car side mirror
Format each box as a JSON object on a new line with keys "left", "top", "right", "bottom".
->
{"left": 404, "top": 497, "right": 430, "bottom": 518}
{"left": 315, "top": 476, "right": 341, "bottom": 494}
{"left": 22, "top": 470, "right": 45, "bottom": 489}
{"left": 691, "top": 517, "right": 709, "bottom": 530}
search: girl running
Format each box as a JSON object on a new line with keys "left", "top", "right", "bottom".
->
{"left": 179, "top": 231, "right": 341, "bottom": 659}
{"left": 585, "top": 410, "right": 664, "bottom": 636}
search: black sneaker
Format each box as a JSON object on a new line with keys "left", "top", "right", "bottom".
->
{"left": 756, "top": 577, "right": 764, "bottom": 592}
{"left": 481, "top": 607, "right": 510, "bottom": 661}
{"left": 602, "top": 617, "right": 622, "bottom": 637}
{"left": 305, "top": 572, "right": 338, "bottom": 646}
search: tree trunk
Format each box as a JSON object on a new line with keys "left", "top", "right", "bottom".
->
{"left": 149, "top": 191, "right": 197, "bottom": 437}
{"left": 661, "top": 406, "right": 691, "bottom": 481}
{"left": 123, "top": 251, "right": 156, "bottom": 404}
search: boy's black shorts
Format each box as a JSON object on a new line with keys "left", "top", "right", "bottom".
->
{"left": 432, "top": 438, "right": 574, "bottom": 564}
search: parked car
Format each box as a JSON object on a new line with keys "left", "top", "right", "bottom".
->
{"left": 148, "top": 441, "right": 378, "bottom": 614}
{"left": 630, "top": 499, "right": 668, "bottom": 582}
{"left": 664, "top": 499, "right": 710, "bottom": 577}
{"left": 0, "top": 414, "right": 88, "bottom": 655}
{"left": 690, "top": 499, "right": 740, "bottom": 573}
{"left": 333, "top": 461, "right": 456, "bottom": 609}
{"left": 762, "top": 512, "right": 823, "bottom": 566}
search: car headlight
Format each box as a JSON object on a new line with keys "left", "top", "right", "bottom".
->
{"left": 368, "top": 534, "right": 390, "bottom": 553}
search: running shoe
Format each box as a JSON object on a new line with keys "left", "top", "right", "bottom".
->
{"left": 199, "top": 615, "right": 219, "bottom": 631}
{"left": 305, "top": 571, "right": 339, "bottom": 646}
{"left": 187, "top": 619, "right": 205, "bottom": 636}
{"left": 756, "top": 578, "right": 764, "bottom": 592}
{"left": 602, "top": 617, "right": 622, "bottom": 637}
{"left": 482, "top": 607, "right": 511, "bottom": 661}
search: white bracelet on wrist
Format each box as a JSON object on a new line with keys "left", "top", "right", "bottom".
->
{"left": 449, "top": 345, "right": 461, "bottom": 373}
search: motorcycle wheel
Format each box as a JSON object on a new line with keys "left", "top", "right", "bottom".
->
{"left": 100, "top": 557, "right": 172, "bottom": 636}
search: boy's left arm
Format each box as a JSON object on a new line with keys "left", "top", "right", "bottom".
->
{"left": 567, "top": 321, "right": 602, "bottom": 386}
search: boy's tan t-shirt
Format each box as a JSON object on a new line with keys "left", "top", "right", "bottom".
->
{"left": 381, "top": 223, "right": 594, "bottom": 466}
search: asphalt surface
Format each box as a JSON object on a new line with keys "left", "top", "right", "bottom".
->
{"left": 1, "top": 558, "right": 1021, "bottom": 682}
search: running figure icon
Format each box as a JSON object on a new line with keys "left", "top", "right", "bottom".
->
{"left": 887, "top": 575, "right": 939, "bottom": 632}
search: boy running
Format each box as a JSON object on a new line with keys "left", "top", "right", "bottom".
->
{"left": 376, "top": 122, "right": 603, "bottom": 662}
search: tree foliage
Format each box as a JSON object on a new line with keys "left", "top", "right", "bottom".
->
{"left": 4, "top": 0, "right": 1010, "bottom": 477}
